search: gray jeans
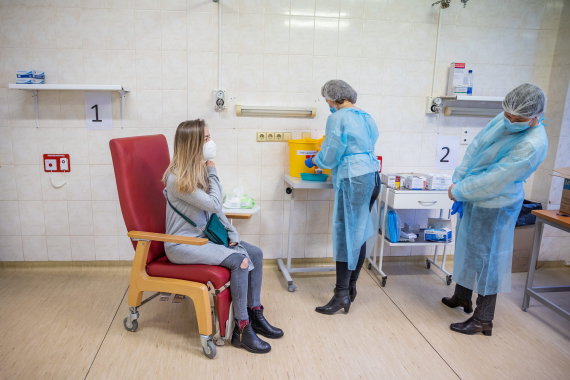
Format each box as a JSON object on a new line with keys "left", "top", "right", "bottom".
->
{"left": 219, "top": 241, "right": 263, "bottom": 321}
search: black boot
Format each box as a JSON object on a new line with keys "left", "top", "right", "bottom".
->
{"left": 349, "top": 283, "right": 357, "bottom": 302}
{"left": 315, "top": 288, "right": 351, "bottom": 315}
{"left": 450, "top": 316, "right": 493, "bottom": 336}
{"left": 231, "top": 322, "right": 271, "bottom": 354}
{"left": 248, "top": 306, "right": 284, "bottom": 339}
{"left": 442, "top": 295, "right": 473, "bottom": 313}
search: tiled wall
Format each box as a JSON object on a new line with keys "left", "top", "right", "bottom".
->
{"left": 0, "top": 0, "right": 568, "bottom": 261}
{"left": 531, "top": 0, "right": 570, "bottom": 262}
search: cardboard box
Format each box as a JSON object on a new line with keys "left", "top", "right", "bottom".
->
{"left": 553, "top": 167, "right": 570, "bottom": 216}
{"left": 512, "top": 225, "right": 536, "bottom": 273}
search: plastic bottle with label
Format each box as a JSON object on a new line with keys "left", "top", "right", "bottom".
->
{"left": 466, "top": 70, "right": 473, "bottom": 95}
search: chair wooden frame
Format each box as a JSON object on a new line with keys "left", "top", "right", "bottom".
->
{"left": 125, "top": 231, "right": 219, "bottom": 357}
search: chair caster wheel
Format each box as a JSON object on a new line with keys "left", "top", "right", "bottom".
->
{"left": 446, "top": 275, "right": 452, "bottom": 286}
{"left": 426, "top": 259, "right": 431, "bottom": 269}
{"left": 123, "top": 317, "right": 138, "bottom": 332}
{"left": 287, "top": 282, "right": 297, "bottom": 292}
{"left": 367, "top": 262, "right": 372, "bottom": 270}
{"left": 381, "top": 277, "right": 387, "bottom": 287}
{"left": 202, "top": 339, "right": 217, "bottom": 359}
{"left": 286, "top": 187, "right": 292, "bottom": 194}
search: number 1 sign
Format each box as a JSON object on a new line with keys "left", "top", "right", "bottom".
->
{"left": 436, "top": 135, "right": 459, "bottom": 170}
{"left": 85, "top": 92, "right": 112, "bottom": 130}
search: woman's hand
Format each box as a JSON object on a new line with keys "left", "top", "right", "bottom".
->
{"left": 229, "top": 241, "right": 238, "bottom": 247}
{"left": 448, "top": 184, "right": 456, "bottom": 201}
{"left": 206, "top": 160, "right": 215, "bottom": 167}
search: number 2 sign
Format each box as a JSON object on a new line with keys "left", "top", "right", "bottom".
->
{"left": 85, "top": 92, "right": 112, "bottom": 130}
{"left": 436, "top": 135, "right": 459, "bottom": 170}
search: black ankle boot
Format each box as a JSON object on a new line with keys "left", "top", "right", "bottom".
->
{"left": 349, "top": 284, "right": 357, "bottom": 302}
{"left": 248, "top": 306, "right": 284, "bottom": 339}
{"left": 442, "top": 295, "right": 473, "bottom": 313}
{"left": 450, "top": 316, "right": 493, "bottom": 336}
{"left": 231, "top": 323, "right": 271, "bottom": 353}
{"left": 315, "top": 288, "right": 351, "bottom": 315}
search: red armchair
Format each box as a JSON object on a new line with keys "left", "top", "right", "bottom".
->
{"left": 110, "top": 134, "right": 232, "bottom": 359}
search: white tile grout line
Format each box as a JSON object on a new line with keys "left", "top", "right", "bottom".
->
{"left": 364, "top": 268, "right": 462, "bottom": 379}
{"left": 83, "top": 285, "right": 129, "bottom": 380}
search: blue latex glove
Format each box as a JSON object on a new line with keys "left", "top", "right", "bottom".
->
{"left": 451, "top": 201, "right": 463, "bottom": 218}
{"left": 305, "top": 157, "right": 316, "bottom": 168}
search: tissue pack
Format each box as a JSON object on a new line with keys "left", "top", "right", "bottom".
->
{"left": 17, "top": 70, "right": 33, "bottom": 78}
{"left": 424, "top": 228, "right": 452, "bottom": 243}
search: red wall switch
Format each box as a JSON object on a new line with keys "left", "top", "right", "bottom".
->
{"left": 43, "top": 154, "right": 70, "bottom": 172}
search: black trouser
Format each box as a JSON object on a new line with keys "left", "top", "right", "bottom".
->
{"left": 454, "top": 284, "right": 497, "bottom": 322}
{"left": 336, "top": 173, "right": 381, "bottom": 291}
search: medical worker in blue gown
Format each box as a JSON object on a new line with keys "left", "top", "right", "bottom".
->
{"left": 305, "top": 80, "right": 380, "bottom": 315}
{"left": 443, "top": 83, "right": 548, "bottom": 336}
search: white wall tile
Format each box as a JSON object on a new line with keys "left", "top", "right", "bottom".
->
{"left": 0, "top": 236, "right": 24, "bottom": 261}
{"left": 237, "top": 14, "right": 265, "bottom": 54}
{"left": 264, "top": 15, "right": 290, "bottom": 54}
{"left": 289, "top": 16, "right": 315, "bottom": 55}
{"left": 92, "top": 201, "right": 119, "bottom": 235}
{"left": 161, "top": 11, "right": 187, "bottom": 50}
{"left": 22, "top": 236, "right": 48, "bottom": 261}
{"left": 118, "top": 235, "right": 135, "bottom": 260}
{"left": 19, "top": 201, "right": 45, "bottom": 236}
{"left": 305, "top": 233, "right": 327, "bottom": 258}
{"left": 68, "top": 201, "right": 94, "bottom": 236}
{"left": 162, "top": 0, "right": 187, "bottom": 11}
{"left": 44, "top": 201, "right": 69, "bottom": 235}
{"left": 135, "top": 10, "right": 162, "bottom": 50}
{"left": 46, "top": 235, "right": 72, "bottom": 261}
{"left": 90, "top": 165, "right": 118, "bottom": 201}
{"left": 0, "top": 165, "right": 18, "bottom": 201}
{"left": 94, "top": 236, "right": 120, "bottom": 260}
{"left": 259, "top": 233, "right": 283, "bottom": 259}
{"left": 187, "top": 11, "right": 217, "bottom": 52}
{"left": 265, "top": 0, "right": 291, "bottom": 15}
{"left": 288, "top": 55, "right": 313, "bottom": 92}
{"left": 0, "top": 201, "right": 21, "bottom": 235}
{"left": 314, "top": 17, "right": 338, "bottom": 56}
{"left": 70, "top": 235, "right": 96, "bottom": 261}
{"left": 291, "top": 0, "right": 315, "bottom": 17}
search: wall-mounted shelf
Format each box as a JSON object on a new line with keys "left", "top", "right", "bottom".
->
{"left": 8, "top": 84, "right": 129, "bottom": 128}
{"left": 426, "top": 95, "right": 504, "bottom": 117}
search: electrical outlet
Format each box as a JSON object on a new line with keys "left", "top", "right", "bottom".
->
{"left": 275, "top": 132, "right": 283, "bottom": 141}
{"left": 256, "top": 132, "right": 266, "bottom": 141}
{"left": 266, "top": 132, "right": 274, "bottom": 141}
{"left": 283, "top": 132, "right": 292, "bottom": 141}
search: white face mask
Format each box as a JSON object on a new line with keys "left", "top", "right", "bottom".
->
{"left": 203, "top": 139, "right": 216, "bottom": 160}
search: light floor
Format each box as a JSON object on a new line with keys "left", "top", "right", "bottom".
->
{"left": 0, "top": 260, "right": 569, "bottom": 380}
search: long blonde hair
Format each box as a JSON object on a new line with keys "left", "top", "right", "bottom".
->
{"left": 162, "top": 119, "right": 209, "bottom": 193}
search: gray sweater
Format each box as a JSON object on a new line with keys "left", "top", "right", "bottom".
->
{"left": 163, "top": 167, "right": 251, "bottom": 267}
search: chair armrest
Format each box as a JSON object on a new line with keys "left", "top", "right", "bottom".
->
{"left": 128, "top": 231, "right": 208, "bottom": 245}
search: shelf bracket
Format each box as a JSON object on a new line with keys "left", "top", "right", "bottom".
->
{"left": 119, "top": 90, "right": 127, "bottom": 129}
{"left": 32, "top": 90, "right": 39, "bottom": 128}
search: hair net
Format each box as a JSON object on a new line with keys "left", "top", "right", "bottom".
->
{"left": 321, "top": 80, "right": 358, "bottom": 104}
{"left": 502, "top": 83, "right": 546, "bottom": 118}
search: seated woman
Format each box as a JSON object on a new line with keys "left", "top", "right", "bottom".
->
{"left": 162, "top": 119, "right": 283, "bottom": 354}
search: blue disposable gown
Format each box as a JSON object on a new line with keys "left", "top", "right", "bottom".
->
{"left": 314, "top": 108, "right": 380, "bottom": 270}
{"left": 451, "top": 112, "right": 548, "bottom": 295}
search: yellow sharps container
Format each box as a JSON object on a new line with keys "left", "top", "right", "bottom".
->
{"left": 287, "top": 137, "right": 331, "bottom": 177}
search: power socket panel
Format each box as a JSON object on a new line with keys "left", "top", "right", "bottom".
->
{"left": 257, "top": 131, "right": 290, "bottom": 142}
